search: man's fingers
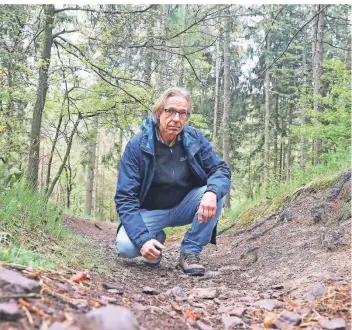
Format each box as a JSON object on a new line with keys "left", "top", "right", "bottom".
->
{"left": 197, "top": 205, "right": 205, "bottom": 222}
{"left": 153, "top": 240, "right": 165, "bottom": 251}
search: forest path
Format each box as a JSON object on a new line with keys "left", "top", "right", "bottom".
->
{"left": 62, "top": 171, "right": 351, "bottom": 330}
{"left": 1, "top": 174, "right": 350, "bottom": 330}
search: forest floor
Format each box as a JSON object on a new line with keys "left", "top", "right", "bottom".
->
{"left": 0, "top": 171, "right": 351, "bottom": 330}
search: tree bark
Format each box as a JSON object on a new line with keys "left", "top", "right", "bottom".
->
{"left": 47, "top": 115, "right": 80, "bottom": 198}
{"left": 27, "top": 5, "right": 55, "bottom": 190}
{"left": 222, "top": 12, "right": 231, "bottom": 208}
{"left": 212, "top": 29, "right": 221, "bottom": 149}
{"left": 300, "top": 29, "right": 308, "bottom": 170}
{"left": 312, "top": 4, "right": 325, "bottom": 165}
{"left": 263, "top": 34, "right": 271, "bottom": 197}
{"left": 84, "top": 115, "right": 99, "bottom": 216}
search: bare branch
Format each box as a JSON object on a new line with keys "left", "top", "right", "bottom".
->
{"left": 257, "top": 4, "right": 331, "bottom": 78}
{"left": 54, "top": 5, "right": 155, "bottom": 15}
{"left": 52, "top": 29, "right": 78, "bottom": 40}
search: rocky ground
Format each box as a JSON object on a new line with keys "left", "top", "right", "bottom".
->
{"left": 0, "top": 171, "right": 351, "bottom": 329}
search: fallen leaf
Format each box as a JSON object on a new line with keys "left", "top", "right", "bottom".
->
{"left": 70, "top": 271, "right": 88, "bottom": 283}
{"left": 263, "top": 313, "right": 276, "bottom": 328}
{"left": 171, "top": 303, "right": 182, "bottom": 313}
{"left": 25, "top": 271, "right": 41, "bottom": 279}
{"left": 184, "top": 311, "right": 201, "bottom": 321}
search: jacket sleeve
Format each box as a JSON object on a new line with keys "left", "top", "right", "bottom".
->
{"left": 199, "top": 134, "right": 231, "bottom": 200}
{"left": 114, "top": 139, "right": 155, "bottom": 249}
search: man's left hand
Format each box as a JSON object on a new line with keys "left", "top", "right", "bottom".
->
{"left": 197, "top": 191, "right": 217, "bottom": 223}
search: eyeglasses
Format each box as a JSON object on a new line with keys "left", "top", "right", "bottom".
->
{"left": 164, "top": 108, "right": 190, "bottom": 119}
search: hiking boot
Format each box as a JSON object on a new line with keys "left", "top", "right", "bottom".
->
{"left": 179, "top": 252, "right": 205, "bottom": 276}
{"left": 143, "top": 252, "right": 162, "bottom": 267}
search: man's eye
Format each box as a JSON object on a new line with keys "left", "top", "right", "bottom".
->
{"left": 180, "top": 112, "right": 187, "bottom": 116}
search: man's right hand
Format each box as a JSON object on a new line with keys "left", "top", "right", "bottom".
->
{"left": 140, "top": 239, "right": 165, "bottom": 261}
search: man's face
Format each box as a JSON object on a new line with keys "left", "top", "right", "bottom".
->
{"left": 157, "top": 96, "right": 189, "bottom": 140}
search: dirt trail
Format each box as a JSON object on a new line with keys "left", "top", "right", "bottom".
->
{"left": 1, "top": 172, "right": 351, "bottom": 329}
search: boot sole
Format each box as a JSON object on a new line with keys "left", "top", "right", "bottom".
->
{"left": 183, "top": 268, "right": 205, "bottom": 276}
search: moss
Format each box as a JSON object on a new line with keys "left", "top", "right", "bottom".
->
{"left": 221, "top": 170, "right": 347, "bottom": 235}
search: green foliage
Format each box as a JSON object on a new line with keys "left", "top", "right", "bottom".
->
{"left": 0, "top": 183, "right": 111, "bottom": 271}
{"left": 291, "top": 59, "right": 351, "bottom": 151}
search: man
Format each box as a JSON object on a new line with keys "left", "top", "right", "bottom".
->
{"left": 114, "top": 87, "right": 231, "bottom": 276}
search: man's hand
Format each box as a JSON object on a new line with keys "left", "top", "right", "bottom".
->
{"left": 197, "top": 191, "right": 217, "bottom": 223}
{"left": 140, "top": 239, "right": 165, "bottom": 261}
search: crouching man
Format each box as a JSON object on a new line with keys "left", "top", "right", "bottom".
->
{"left": 114, "top": 87, "right": 231, "bottom": 276}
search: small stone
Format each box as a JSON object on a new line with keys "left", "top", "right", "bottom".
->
{"left": 195, "top": 320, "right": 213, "bottom": 330}
{"left": 191, "top": 288, "right": 219, "bottom": 299}
{"left": 48, "top": 322, "right": 81, "bottom": 330}
{"left": 273, "top": 311, "right": 301, "bottom": 329}
{"left": 142, "top": 286, "right": 159, "bottom": 295}
{"left": 306, "top": 283, "right": 325, "bottom": 302}
{"left": 107, "top": 288, "right": 124, "bottom": 295}
{"left": 296, "top": 307, "right": 311, "bottom": 316}
{"left": 84, "top": 305, "right": 140, "bottom": 330}
{"left": 254, "top": 299, "right": 284, "bottom": 311}
{"left": 318, "top": 318, "right": 346, "bottom": 330}
{"left": 0, "top": 267, "right": 41, "bottom": 294}
{"left": 229, "top": 307, "right": 246, "bottom": 317}
{"left": 271, "top": 285, "right": 284, "bottom": 290}
{"left": 54, "top": 282, "right": 70, "bottom": 293}
{"left": 222, "top": 315, "right": 243, "bottom": 329}
{"left": 166, "top": 286, "right": 188, "bottom": 301}
{"left": 0, "top": 300, "right": 22, "bottom": 321}
{"left": 260, "top": 292, "right": 271, "bottom": 299}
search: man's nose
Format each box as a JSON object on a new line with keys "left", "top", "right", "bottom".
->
{"left": 172, "top": 112, "right": 180, "bottom": 121}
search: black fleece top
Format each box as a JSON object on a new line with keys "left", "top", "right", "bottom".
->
{"left": 141, "top": 131, "right": 199, "bottom": 210}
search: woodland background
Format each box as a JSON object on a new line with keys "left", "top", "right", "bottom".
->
{"left": 0, "top": 4, "right": 351, "bottom": 223}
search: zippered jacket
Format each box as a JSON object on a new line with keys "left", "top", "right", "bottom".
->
{"left": 114, "top": 115, "right": 231, "bottom": 249}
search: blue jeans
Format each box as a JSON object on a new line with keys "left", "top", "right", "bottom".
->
{"left": 115, "top": 186, "right": 225, "bottom": 257}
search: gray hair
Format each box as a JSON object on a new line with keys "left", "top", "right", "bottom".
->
{"left": 152, "top": 87, "right": 192, "bottom": 118}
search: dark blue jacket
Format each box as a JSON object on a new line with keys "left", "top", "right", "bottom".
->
{"left": 114, "top": 115, "right": 231, "bottom": 249}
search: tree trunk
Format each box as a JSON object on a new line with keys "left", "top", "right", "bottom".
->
{"left": 273, "top": 95, "right": 279, "bottom": 180}
{"left": 263, "top": 34, "right": 271, "bottom": 197}
{"left": 47, "top": 115, "right": 80, "bottom": 198}
{"left": 222, "top": 13, "right": 231, "bottom": 208}
{"left": 300, "top": 30, "right": 308, "bottom": 170}
{"left": 144, "top": 14, "right": 154, "bottom": 85}
{"left": 312, "top": 5, "right": 325, "bottom": 165}
{"left": 285, "top": 105, "right": 292, "bottom": 182}
{"left": 84, "top": 115, "right": 99, "bottom": 216}
{"left": 45, "top": 110, "right": 64, "bottom": 194}
{"left": 212, "top": 30, "right": 221, "bottom": 149}
{"left": 27, "top": 5, "right": 55, "bottom": 190}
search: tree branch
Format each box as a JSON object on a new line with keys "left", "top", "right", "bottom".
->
{"left": 52, "top": 29, "right": 78, "bottom": 40}
{"left": 257, "top": 4, "right": 331, "bottom": 78}
{"left": 54, "top": 5, "right": 155, "bottom": 15}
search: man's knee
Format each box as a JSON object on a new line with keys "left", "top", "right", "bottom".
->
{"left": 115, "top": 238, "right": 139, "bottom": 258}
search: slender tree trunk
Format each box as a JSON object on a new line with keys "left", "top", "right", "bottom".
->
{"left": 273, "top": 95, "right": 279, "bottom": 180}
{"left": 285, "top": 105, "right": 292, "bottom": 182}
{"left": 178, "top": 5, "right": 187, "bottom": 87}
{"left": 27, "top": 5, "right": 55, "bottom": 190}
{"left": 300, "top": 31, "right": 308, "bottom": 170}
{"left": 222, "top": 13, "right": 231, "bottom": 208}
{"left": 84, "top": 115, "right": 99, "bottom": 216}
{"left": 212, "top": 30, "right": 221, "bottom": 148}
{"left": 156, "top": 4, "right": 169, "bottom": 93}
{"left": 312, "top": 4, "right": 325, "bottom": 165}
{"left": 263, "top": 34, "right": 271, "bottom": 197}
{"left": 47, "top": 116, "right": 80, "bottom": 198}
{"left": 144, "top": 14, "right": 154, "bottom": 85}
{"left": 45, "top": 110, "right": 64, "bottom": 194}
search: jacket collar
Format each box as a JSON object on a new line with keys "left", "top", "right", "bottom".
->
{"left": 140, "top": 114, "right": 199, "bottom": 156}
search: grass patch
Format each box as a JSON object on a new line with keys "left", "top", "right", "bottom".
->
{"left": 0, "top": 183, "right": 111, "bottom": 273}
